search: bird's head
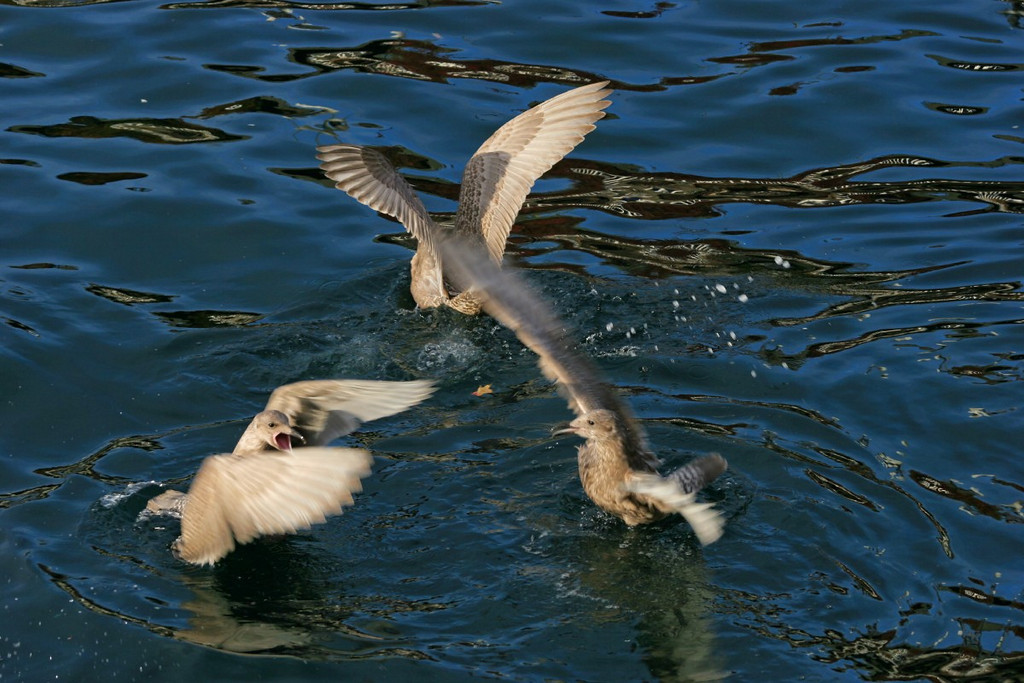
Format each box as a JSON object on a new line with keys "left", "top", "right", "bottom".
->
{"left": 553, "top": 409, "right": 620, "bottom": 440}
{"left": 250, "top": 409, "right": 304, "bottom": 451}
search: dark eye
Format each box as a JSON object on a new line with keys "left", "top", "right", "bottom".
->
{"left": 267, "top": 422, "right": 277, "bottom": 428}
{"left": 587, "top": 419, "right": 595, "bottom": 426}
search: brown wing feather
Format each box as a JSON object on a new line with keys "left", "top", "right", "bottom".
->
{"left": 454, "top": 81, "right": 612, "bottom": 262}
{"left": 317, "top": 144, "right": 448, "bottom": 304}
{"left": 316, "top": 144, "right": 438, "bottom": 247}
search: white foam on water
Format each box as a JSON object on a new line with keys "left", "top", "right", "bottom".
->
{"left": 416, "top": 333, "right": 482, "bottom": 371}
{"left": 100, "top": 481, "right": 160, "bottom": 509}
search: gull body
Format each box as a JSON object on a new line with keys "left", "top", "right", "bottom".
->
{"left": 146, "top": 379, "right": 436, "bottom": 565}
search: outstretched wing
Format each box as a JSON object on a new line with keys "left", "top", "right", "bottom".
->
{"left": 439, "top": 236, "right": 653, "bottom": 463}
{"left": 316, "top": 144, "right": 438, "bottom": 246}
{"left": 176, "top": 447, "right": 373, "bottom": 566}
{"left": 454, "top": 81, "right": 612, "bottom": 263}
{"left": 264, "top": 379, "right": 436, "bottom": 446}
{"left": 317, "top": 144, "right": 448, "bottom": 305}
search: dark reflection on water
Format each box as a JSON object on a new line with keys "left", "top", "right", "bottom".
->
{"left": 298, "top": 148, "right": 1024, "bottom": 220}
{"left": 0, "top": 158, "right": 41, "bottom": 167}
{"left": 712, "top": 28, "right": 937, "bottom": 74}
{"left": 0, "top": 61, "right": 43, "bottom": 78}
{"left": 482, "top": 154, "right": 1024, "bottom": 219}
{"left": 724, "top": 583, "right": 1024, "bottom": 682}
{"left": 927, "top": 54, "right": 1024, "bottom": 73}
{"left": 10, "top": 262, "right": 77, "bottom": 270}
{"left": 195, "top": 95, "right": 333, "bottom": 120}
{"left": 601, "top": 2, "right": 675, "bottom": 21}
{"left": 207, "top": 36, "right": 667, "bottom": 90}
{"left": 0, "top": 483, "right": 60, "bottom": 509}
{"left": 557, "top": 531, "right": 725, "bottom": 682}
{"left": 9, "top": 116, "right": 245, "bottom": 145}
{"left": 152, "top": 310, "right": 266, "bottom": 328}
{"left": 909, "top": 471, "right": 1023, "bottom": 526}
{"left": 197, "top": 26, "right": 968, "bottom": 94}
{"left": 57, "top": 171, "right": 148, "bottom": 186}
{"left": 553, "top": 155, "right": 1024, "bottom": 218}
{"left": 0, "top": 0, "right": 126, "bottom": 6}
{"left": 162, "top": 0, "right": 490, "bottom": 11}
{"left": 86, "top": 284, "right": 176, "bottom": 306}
{"left": 0, "top": 0, "right": 483, "bottom": 6}
{"left": 86, "top": 284, "right": 265, "bottom": 326}
{"left": 35, "top": 434, "right": 166, "bottom": 485}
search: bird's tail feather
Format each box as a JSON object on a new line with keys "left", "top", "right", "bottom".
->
{"left": 671, "top": 453, "right": 727, "bottom": 494}
{"left": 626, "top": 454, "right": 728, "bottom": 545}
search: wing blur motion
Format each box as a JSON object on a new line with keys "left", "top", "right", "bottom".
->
{"left": 439, "top": 236, "right": 652, "bottom": 458}
{"left": 263, "top": 379, "right": 437, "bottom": 446}
{"left": 175, "top": 447, "right": 373, "bottom": 566}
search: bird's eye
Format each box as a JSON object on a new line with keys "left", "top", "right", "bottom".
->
{"left": 587, "top": 419, "right": 595, "bottom": 426}
{"left": 267, "top": 422, "right": 277, "bottom": 428}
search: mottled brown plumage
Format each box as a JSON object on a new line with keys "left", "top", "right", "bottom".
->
{"left": 316, "top": 81, "right": 612, "bottom": 313}
{"left": 440, "top": 238, "right": 728, "bottom": 544}
{"left": 146, "top": 379, "right": 436, "bottom": 565}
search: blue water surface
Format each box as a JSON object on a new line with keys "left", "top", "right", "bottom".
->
{"left": 2, "top": 0, "right": 1022, "bottom": 680}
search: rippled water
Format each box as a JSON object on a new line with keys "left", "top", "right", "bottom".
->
{"left": 2, "top": 1, "right": 1023, "bottom": 681}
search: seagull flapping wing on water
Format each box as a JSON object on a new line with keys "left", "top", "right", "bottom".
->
{"left": 439, "top": 237, "right": 727, "bottom": 544}
{"left": 146, "top": 379, "right": 436, "bottom": 565}
{"left": 316, "top": 81, "right": 612, "bottom": 314}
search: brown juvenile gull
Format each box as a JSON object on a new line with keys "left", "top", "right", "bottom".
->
{"left": 440, "top": 237, "right": 728, "bottom": 544}
{"left": 146, "top": 378, "right": 436, "bottom": 565}
{"left": 315, "top": 80, "right": 612, "bottom": 314}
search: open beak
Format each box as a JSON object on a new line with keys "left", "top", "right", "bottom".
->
{"left": 552, "top": 423, "right": 578, "bottom": 437}
{"left": 273, "top": 431, "right": 292, "bottom": 451}
{"left": 271, "top": 426, "right": 304, "bottom": 451}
